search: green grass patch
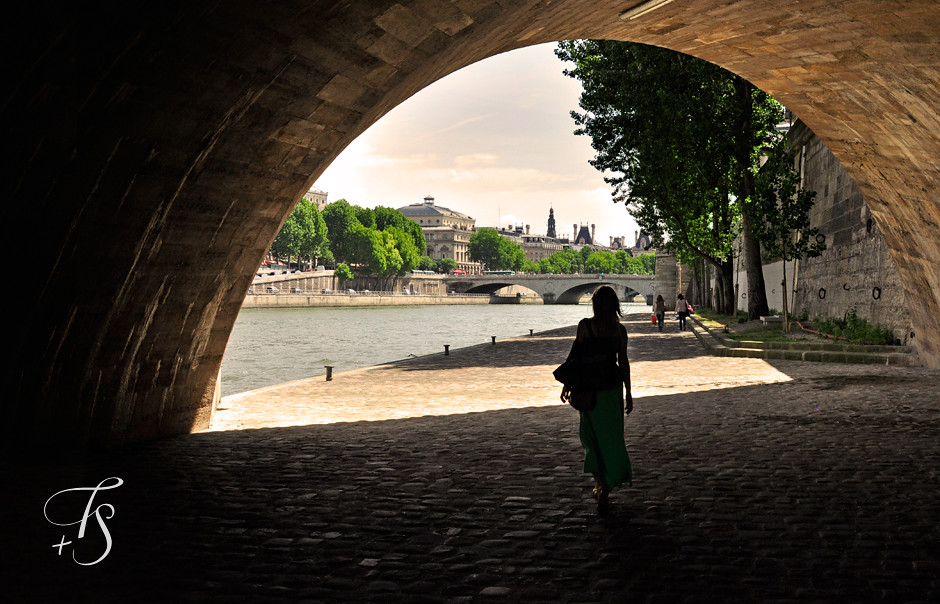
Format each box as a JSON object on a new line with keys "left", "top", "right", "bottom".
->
{"left": 694, "top": 308, "right": 747, "bottom": 325}
{"left": 814, "top": 308, "right": 896, "bottom": 345}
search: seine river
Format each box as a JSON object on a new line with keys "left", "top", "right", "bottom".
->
{"left": 220, "top": 302, "right": 652, "bottom": 395}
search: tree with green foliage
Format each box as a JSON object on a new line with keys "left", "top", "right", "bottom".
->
{"left": 270, "top": 198, "right": 331, "bottom": 269}
{"left": 585, "top": 250, "right": 617, "bottom": 274}
{"left": 322, "top": 199, "right": 424, "bottom": 284}
{"left": 384, "top": 226, "right": 421, "bottom": 275}
{"left": 334, "top": 262, "right": 353, "bottom": 284}
{"left": 540, "top": 248, "right": 584, "bottom": 274}
{"left": 750, "top": 139, "right": 825, "bottom": 330}
{"left": 374, "top": 206, "right": 427, "bottom": 256}
{"left": 322, "top": 199, "right": 361, "bottom": 264}
{"left": 468, "top": 228, "right": 526, "bottom": 271}
{"left": 417, "top": 256, "right": 437, "bottom": 272}
{"left": 635, "top": 252, "right": 656, "bottom": 275}
{"left": 354, "top": 206, "right": 376, "bottom": 229}
{"left": 536, "top": 247, "right": 655, "bottom": 276}
{"left": 436, "top": 257, "right": 457, "bottom": 273}
{"left": 269, "top": 212, "right": 302, "bottom": 266}
{"left": 579, "top": 245, "right": 594, "bottom": 265}
{"left": 556, "top": 40, "right": 787, "bottom": 316}
{"left": 346, "top": 223, "right": 387, "bottom": 275}
{"left": 521, "top": 259, "right": 540, "bottom": 274}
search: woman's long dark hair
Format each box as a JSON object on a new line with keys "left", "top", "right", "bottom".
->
{"left": 591, "top": 286, "right": 622, "bottom": 326}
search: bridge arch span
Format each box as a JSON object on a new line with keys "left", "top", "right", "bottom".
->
{"left": 6, "top": 1, "right": 940, "bottom": 451}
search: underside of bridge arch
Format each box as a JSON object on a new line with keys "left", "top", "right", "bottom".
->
{"left": 553, "top": 283, "right": 605, "bottom": 305}
{"left": 464, "top": 282, "right": 516, "bottom": 295}
{"left": 5, "top": 1, "right": 939, "bottom": 453}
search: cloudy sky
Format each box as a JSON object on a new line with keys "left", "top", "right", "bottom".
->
{"left": 313, "top": 42, "right": 641, "bottom": 246}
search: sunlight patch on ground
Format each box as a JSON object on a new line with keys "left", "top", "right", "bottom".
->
{"left": 207, "top": 352, "right": 793, "bottom": 432}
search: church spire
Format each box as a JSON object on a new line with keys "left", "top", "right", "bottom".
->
{"left": 547, "top": 207, "right": 556, "bottom": 238}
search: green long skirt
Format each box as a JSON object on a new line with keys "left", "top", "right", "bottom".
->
{"left": 579, "top": 387, "right": 632, "bottom": 489}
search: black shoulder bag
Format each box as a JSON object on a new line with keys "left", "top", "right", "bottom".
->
{"left": 553, "top": 338, "right": 599, "bottom": 411}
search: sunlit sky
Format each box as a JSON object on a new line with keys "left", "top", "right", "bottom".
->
{"left": 313, "top": 42, "right": 641, "bottom": 247}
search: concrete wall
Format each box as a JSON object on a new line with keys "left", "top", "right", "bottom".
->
{"left": 251, "top": 272, "right": 450, "bottom": 296}
{"left": 734, "top": 259, "right": 797, "bottom": 315}
{"left": 243, "top": 293, "right": 490, "bottom": 308}
{"left": 789, "top": 123, "right": 913, "bottom": 343}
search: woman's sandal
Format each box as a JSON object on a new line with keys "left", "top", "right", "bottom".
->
{"left": 592, "top": 485, "right": 610, "bottom": 515}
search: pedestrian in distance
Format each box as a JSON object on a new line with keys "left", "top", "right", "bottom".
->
{"left": 676, "top": 293, "right": 690, "bottom": 331}
{"left": 559, "top": 286, "right": 633, "bottom": 515}
{"left": 653, "top": 294, "right": 666, "bottom": 332}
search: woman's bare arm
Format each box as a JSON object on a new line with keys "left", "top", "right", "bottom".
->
{"left": 618, "top": 324, "right": 633, "bottom": 414}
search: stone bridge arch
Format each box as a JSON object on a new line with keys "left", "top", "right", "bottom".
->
{"left": 5, "top": 1, "right": 940, "bottom": 452}
{"left": 448, "top": 275, "right": 652, "bottom": 303}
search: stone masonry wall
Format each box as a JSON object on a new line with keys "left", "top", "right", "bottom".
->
{"left": 790, "top": 122, "right": 912, "bottom": 344}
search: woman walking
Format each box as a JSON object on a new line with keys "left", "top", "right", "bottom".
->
{"left": 560, "top": 286, "right": 633, "bottom": 514}
{"left": 653, "top": 294, "right": 666, "bottom": 332}
{"left": 676, "top": 293, "right": 690, "bottom": 331}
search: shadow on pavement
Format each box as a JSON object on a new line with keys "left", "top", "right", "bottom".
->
{"left": 4, "top": 372, "right": 938, "bottom": 602}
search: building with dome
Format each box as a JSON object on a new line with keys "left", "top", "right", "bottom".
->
{"left": 398, "top": 195, "right": 480, "bottom": 272}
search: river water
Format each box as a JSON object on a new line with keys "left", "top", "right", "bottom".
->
{"left": 220, "top": 302, "right": 652, "bottom": 395}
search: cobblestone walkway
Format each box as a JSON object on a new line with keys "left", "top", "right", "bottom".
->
{"left": 4, "top": 314, "right": 939, "bottom": 602}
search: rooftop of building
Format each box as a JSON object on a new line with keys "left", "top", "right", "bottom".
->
{"left": 398, "top": 196, "right": 474, "bottom": 221}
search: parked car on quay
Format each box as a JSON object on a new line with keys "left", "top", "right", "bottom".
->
{"left": 266, "top": 286, "right": 279, "bottom": 293}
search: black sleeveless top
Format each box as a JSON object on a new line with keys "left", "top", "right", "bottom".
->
{"left": 573, "top": 318, "right": 622, "bottom": 390}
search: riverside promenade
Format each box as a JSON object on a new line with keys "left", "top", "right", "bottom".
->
{"left": 4, "top": 314, "right": 939, "bottom": 602}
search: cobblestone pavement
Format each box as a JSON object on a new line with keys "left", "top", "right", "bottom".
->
{"left": 4, "top": 314, "right": 939, "bottom": 602}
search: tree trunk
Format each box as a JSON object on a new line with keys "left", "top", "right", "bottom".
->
{"left": 732, "top": 76, "right": 770, "bottom": 320}
{"left": 738, "top": 205, "right": 770, "bottom": 319}
{"left": 714, "top": 260, "right": 735, "bottom": 315}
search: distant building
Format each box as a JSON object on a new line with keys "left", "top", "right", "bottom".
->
{"left": 398, "top": 195, "right": 479, "bottom": 272}
{"left": 547, "top": 207, "right": 557, "bottom": 238}
{"left": 304, "top": 186, "right": 329, "bottom": 210}
{"left": 493, "top": 221, "right": 567, "bottom": 264}
{"left": 573, "top": 223, "right": 596, "bottom": 246}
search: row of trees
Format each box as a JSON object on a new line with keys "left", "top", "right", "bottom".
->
{"left": 321, "top": 200, "right": 427, "bottom": 285}
{"left": 270, "top": 199, "right": 428, "bottom": 285}
{"left": 467, "top": 227, "right": 655, "bottom": 275}
{"left": 272, "top": 199, "right": 656, "bottom": 283}
{"left": 556, "top": 40, "right": 824, "bottom": 318}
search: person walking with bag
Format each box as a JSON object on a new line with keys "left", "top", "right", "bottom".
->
{"left": 558, "top": 286, "right": 633, "bottom": 514}
{"left": 676, "top": 293, "right": 690, "bottom": 331}
{"left": 653, "top": 294, "right": 666, "bottom": 332}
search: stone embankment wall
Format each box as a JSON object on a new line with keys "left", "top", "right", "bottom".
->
{"left": 789, "top": 122, "right": 912, "bottom": 343}
{"left": 243, "top": 293, "right": 490, "bottom": 308}
{"left": 247, "top": 271, "right": 447, "bottom": 296}
{"left": 241, "top": 271, "right": 541, "bottom": 308}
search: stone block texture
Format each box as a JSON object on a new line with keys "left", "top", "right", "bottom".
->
{"left": 792, "top": 122, "right": 913, "bottom": 342}
{"left": 3, "top": 0, "right": 939, "bottom": 452}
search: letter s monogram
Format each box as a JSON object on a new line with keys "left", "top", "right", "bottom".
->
{"left": 44, "top": 476, "right": 123, "bottom": 566}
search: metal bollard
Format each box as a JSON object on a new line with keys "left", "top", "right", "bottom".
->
{"left": 325, "top": 365, "right": 333, "bottom": 381}
{"left": 444, "top": 345, "right": 450, "bottom": 355}
{"left": 491, "top": 336, "right": 496, "bottom": 345}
